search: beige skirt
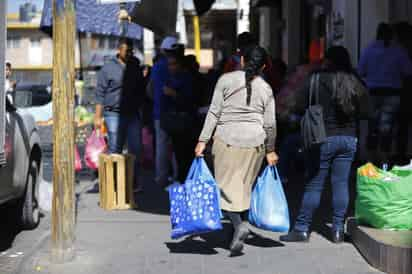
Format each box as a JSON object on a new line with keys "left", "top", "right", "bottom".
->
{"left": 212, "top": 138, "right": 265, "bottom": 212}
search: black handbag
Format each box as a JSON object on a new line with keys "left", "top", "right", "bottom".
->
{"left": 301, "top": 74, "right": 327, "bottom": 150}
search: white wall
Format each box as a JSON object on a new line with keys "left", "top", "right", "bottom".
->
{"left": 237, "top": 0, "right": 250, "bottom": 34}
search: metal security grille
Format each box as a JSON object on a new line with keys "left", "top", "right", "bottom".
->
{"left": 0, "top": 1, "right": 6, "bottom": 165}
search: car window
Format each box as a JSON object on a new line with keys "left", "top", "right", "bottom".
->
{"left": 14, "top": 90, "right": 33, "bottom": 108}
{"left": 14, "top": 87, "right": 52, "bottom": 108}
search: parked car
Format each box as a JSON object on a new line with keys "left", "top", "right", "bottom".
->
{"left": 13, "top": 84, "right": 52, "bottom": 108}
{"left": 0, "top": 99, "right": 42, "bottom": 229}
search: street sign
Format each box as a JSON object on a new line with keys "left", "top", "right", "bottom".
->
{"left": 97, "top": 0, "right": 140, "bottom": 4}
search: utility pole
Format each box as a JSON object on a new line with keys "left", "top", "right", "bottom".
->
{"left": 51, "top": 0, "right": 76, "bottom": 263}
{"left": 193, "top": 14, "right": 201, "bottom": 62}
{"left": 143, "top": 28, "right": 155, "bottom": 65}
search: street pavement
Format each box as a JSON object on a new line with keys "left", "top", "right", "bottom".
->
{"left": 2, "top": 125, "right": 384, "bottom": 274}
{"left": 0, "top": 202, "right": 50, "bottom": 274}
{"left": 16, "top": 170, "right": 383, "bottom": 274}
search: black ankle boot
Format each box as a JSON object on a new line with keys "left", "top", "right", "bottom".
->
{"left": 331, "top": 230, "right": 345, "bottom": 244}
{"left": 279, "top": 230, "right": 310, "bottom": 242}
{"left": 230, "top": 222, "right": 249, "bottom": 256}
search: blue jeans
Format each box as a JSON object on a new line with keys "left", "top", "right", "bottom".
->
{"left": 104, "top": 111, "right": 142, "bottom": 187}
{"left": 153, "top": 120, "right": 178, "bottom": 185}
{"left": 294, "top": 136, "right": 357, "bottom": 232}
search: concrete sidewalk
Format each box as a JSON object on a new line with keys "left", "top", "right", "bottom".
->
{"left": 18, "top": 174, "right": 383, "bottom": 274}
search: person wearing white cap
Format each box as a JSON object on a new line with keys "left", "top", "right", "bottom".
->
{"left": 151, "top": 36, "right": 182, "bottom": 187}
{"left": 160, "top": 36, "right": 178, "bottom": 51}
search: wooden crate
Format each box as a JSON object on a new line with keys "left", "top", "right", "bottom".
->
{"left": 98, "top": 153, "right": 136, "bottom": 210}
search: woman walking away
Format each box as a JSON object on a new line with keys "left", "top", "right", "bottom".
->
{"left": 195, "top": 46, "right": 279, "bottom": 256}
{"left": 358, "top": 23, "right": 412, "bottom": 166}
{"left": 280, "top": 46, "right": 369, "bottom": 244}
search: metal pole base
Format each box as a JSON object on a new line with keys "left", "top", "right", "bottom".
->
{"left": 51, "top": 246, "right": 75, "bottom": 264}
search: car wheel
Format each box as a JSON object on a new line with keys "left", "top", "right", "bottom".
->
{"left": 21, "top": 161, "right": 40, "bottom": 230}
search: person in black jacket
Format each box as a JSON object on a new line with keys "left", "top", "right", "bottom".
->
{"left": 161, "top": 52, "right": 197, "bottom": 184}
{"left": 95, "top": 38, "right": 144, "bottom": 192}
{"left": 280, "top": 46, "right": 369, "bottom": 244}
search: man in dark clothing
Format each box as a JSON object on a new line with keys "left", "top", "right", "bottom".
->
{"left": 95, "top": 39, "right": 144, "bottom": 192}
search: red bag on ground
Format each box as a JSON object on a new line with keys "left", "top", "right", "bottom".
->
{"left": 75, "top": 145, "right": 82, "bottom": 172}
{"left": 85, "top": 130, "right": 107, "bottom": 170}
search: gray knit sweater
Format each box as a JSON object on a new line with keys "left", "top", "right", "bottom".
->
{"left": 199, "top": 71, "right": 277, "bottom": 152}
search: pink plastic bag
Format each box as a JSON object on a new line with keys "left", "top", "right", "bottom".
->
{"left": 75, "top": 145, "right": 82, "bottom": 172}
{"left": 85, "top": 130, "right": 107, "bottom": 170}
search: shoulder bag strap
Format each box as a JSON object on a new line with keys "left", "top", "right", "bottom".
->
{"left": 314, "top": 73, "right": 320, "bottom": 105}
{"left": 309, "top": 74, "right": 315, "bottom": 106}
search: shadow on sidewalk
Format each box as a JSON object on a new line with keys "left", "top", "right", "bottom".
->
{"left": 133, "top": 170, "right": 170, "bottom": 215}
{"left": 165, "top": 223, "right": 284, "bottom": 255}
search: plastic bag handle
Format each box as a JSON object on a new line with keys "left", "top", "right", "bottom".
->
{"left": 265, "top": 165, "right": 280, "bottom": 182}
{"left": 273, "top": 166, "right": 280, "bottom": 181}
{"left": 185, "top": 158, "right": 202, "bottom": 185}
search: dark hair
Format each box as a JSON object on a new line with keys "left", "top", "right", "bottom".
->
{"left": 118, "top": 38, "right": 133, "bottom": 49}
{"left": 168, "top": 51, "right": 185, "bottom": 67}
{"left": 243, "top": 46, "right": 267, "bottom": 105}
{"left": 237, "top": 32, "right": 257, "bottom": 55}
{"left": 165, "top": 43, "right": 185, "bottom": 58}
{"left": 183, "top": 54, "right": 199, "bottom": 72}
{"left": 324, "top": 46, "right": 365, "bottom": 116}
{"left": 5, "top": 62, "right": 11, "bottom": 68}
{"left": 376, "top": 23, "right": 393, "bottom": 47}
{"left": 325, "top": 46, "right": 353, "bottom": 73}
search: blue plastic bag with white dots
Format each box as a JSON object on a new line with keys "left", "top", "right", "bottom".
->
{"left": 168, "top": 158, "right": 223, "bottom": 239}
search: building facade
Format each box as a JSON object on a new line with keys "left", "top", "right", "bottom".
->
{"left": 6, "top": 2, "right": 141, "bottom": 85}
{"left": 251, "top": 0, "right": 412, "bottom": 67}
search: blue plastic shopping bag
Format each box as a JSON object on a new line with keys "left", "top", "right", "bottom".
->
{"left": 249, "top": 166, "right": 290, "bottom": 232}
{"left": 168, "top": 158, "right": 223, "bottom": 239}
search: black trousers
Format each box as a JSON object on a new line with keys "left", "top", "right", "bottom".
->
{"left": 169, "top": 128, "right": 198, "bottom": 183}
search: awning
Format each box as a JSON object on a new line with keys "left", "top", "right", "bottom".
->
{"left": 193, "top": 0, "right": 216, "bottom": 16}
{"left": 130, "top": 0, "right": 177, "bottom": 37}
{"left": 40, "top": 0, "right": 142, "bottom": 39}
